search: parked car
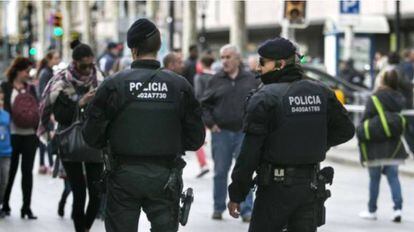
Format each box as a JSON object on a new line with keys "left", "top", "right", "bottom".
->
{"left": 302, "top": 64, "right": 371, "bottom": 105}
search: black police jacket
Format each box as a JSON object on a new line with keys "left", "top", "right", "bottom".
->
{"left": 228, "top": 64, "right": 355, "bottom": 203}
{"left": 82, "top": 60, "right": 205, "bottom": 157}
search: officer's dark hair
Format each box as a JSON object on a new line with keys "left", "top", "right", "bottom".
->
{"left": 72, "top": 44, "right": 94, "bottom": 61}
{"left": 380, "top": 69, "right": 399, "bottom": 91}
{"left": 132, "top": 30, "right": 161, "bottom": 57}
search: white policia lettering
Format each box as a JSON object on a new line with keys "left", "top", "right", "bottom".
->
{"left": 129, "top": 82, "right": 168, "bottom": 92}
{"left": 129, "top": 81, "right": 169, "bottom": 99}
{"left": 288, "top": 95, "right": 322, "bottom": 113}
{"left": 288, "top": 95, "right": 322, "bottom": 106}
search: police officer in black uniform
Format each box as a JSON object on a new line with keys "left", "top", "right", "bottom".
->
{"left": 82, "top": 19, "right": 205, "bottom": 232}
{"left": 227, "top": 37, "right": 355, "bottom": 232}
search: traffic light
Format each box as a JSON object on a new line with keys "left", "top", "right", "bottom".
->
{"left": 29, "top": 47, "right": 37, "bottom": 56}
{"left": 284, "top": 1, "right": 306, "bottom": 24}
{"left": 53, "top": 12, "right": 63, "bottom": 37}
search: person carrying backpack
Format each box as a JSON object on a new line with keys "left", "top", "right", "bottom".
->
{"left": 0, "top": 57, "right": 39, "bottom": 219}
{"left": 357, "top": 70, "right": 408, "bottom": 223}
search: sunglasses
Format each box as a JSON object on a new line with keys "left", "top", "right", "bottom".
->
{"left": 78, "top": 63, "right": 94, "bottom": 71}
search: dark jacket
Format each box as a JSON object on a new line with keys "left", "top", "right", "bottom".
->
{"left": 360, "top": 88, "right": 408, "bottom": 166}
{"left": 201, "top": 68, "right": 258, "bottom": 132}
{"left": 182, "top": 57, "right": 197, "bottom": 85}
{"left": 38, "top": 67, "right": 54, "bottom": 98}
{"left": 194, "top": 72, "right": 213, "bottom": 101}
{"left": 82, "top": 59, "right": 205, "bottom": 154}
{"left": 228, "top": 65, "right": 355, "bottom": 203}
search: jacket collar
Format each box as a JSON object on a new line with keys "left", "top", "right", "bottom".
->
{"left": 258, "top": 64, "right": 304, "bottom": 84}
{"left": 131, "top": 59, "right": 161, "bottom": 70}
{"left": 216, "top": 67, "right": 247, "bottom": 81}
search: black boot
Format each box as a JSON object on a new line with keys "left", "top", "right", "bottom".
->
{"left": 21, "top": 208, "right": 37, "bottom": 220}
{"left": 1, "top": 205, "right": 10, "bottom": 216}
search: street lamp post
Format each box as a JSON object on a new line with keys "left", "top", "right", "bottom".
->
{"left": 395, "top": 0, "right": 401, "bottom": 52}
{"left": 199, "top": 1, "right": 208, "bottom": 51}
{"left": 168, "top": 1, "right": 175, "bottom": 51}
{"left": 26, "top": 3, "right": 34, "bottom": 59}
{"left": 200, "top": 12, "right": 207, "bottom": 51}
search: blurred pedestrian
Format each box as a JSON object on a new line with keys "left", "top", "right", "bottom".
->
{"left": 163, "top": 52, "right": 184, "bottom": 74}
{"left": 358, "top": 70, "right": 407, "bottom": 223}
{"left": 400, "top": 49, "right": 414, "bottom": 82}
{"left": 99, "top": 42, "right": 120, "bottom": 76}
{"left": 375, "top": 52, "right": 413, "bottom": 109}
{"left": 0, "top": 57, "right": 39, "bottom": 219}
{"left": 398, "top": 49, "right": 414, "bottom": 155}
{"left": 38, "top": 43, "right": 104, "bottom": 232}
{"left": 193, "top": 53, "right": 216, "bottom": 178}
{"left": 201, "top": 44, "right": 257, "bottom": 221}
{"left": 374, "top": 52, "right": 388, "bottom": 76}
{"left": 182, "top": 44, "right": 199, "bottom": 85}
{"left": 339, "top": 59, "right": 366, "bottom": 88}
{"left": 247, "top": 55, "right": 259, "bottom": 75}
{"left": 36, "top": 50, "right": 61, "bottom": 175}
{"left": 0, "top": 88, "right": 12, "bottom": 219}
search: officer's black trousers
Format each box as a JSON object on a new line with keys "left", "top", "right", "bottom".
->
{"left": 249, "top": 182, "right": 318, "bottom": 232}
{"left": 105, "top": 162, "right": 181, "bottom": 232}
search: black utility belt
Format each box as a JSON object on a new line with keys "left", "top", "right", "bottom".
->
{"left": 274, "top": 165, "right": 315, "bottom": 176}
{"left": 257, "top": 164, "right": 318, "bottom": 186}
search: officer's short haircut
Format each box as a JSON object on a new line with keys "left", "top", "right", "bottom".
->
{"left": 220, "top": 44, "right": 240, "bottom": 58}
{"left": 163, "top": 52, "right": 178, "bottom": 67}
{"left": 133, "top": 30, "right": 161, "bottom": 56}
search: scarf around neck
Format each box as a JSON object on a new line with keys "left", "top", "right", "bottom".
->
{"left": 37, "top": 63, "right": 104, "bottom": 142}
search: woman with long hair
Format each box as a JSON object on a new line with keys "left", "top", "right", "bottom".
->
{"left": 36, "top": 50, "right": 60, "bottom": 174}
{"left": 0, "top": 57, "right": 39, "bottom": 219}
{"left": 38, "top": 43, "right": 104, "bottom": 232}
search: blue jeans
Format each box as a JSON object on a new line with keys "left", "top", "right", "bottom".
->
{"left": 368, "top": 165, "right": 403, "bottom": 213}
{"left": 211, "top": 130, "right": 253, "bottom": 216}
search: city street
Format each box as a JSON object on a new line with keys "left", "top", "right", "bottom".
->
{"left": 1, "top": 141, "right": 414, "bottom": 232}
